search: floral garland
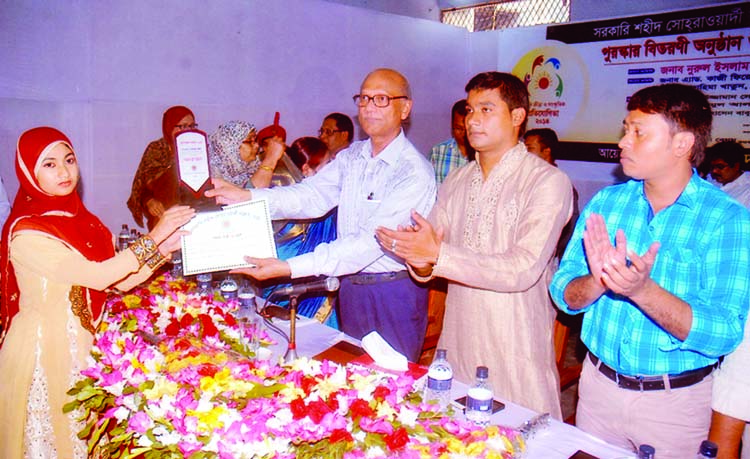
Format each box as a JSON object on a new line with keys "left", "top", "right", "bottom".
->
{"left": 67, "top": 274, "right": 525, "bottom": 458}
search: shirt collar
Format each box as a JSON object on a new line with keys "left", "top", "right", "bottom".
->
{"left": 361, "top": 129, "right": 406, "bottom": 165}
{"left": 636, "top": 169, "right": 701, "bottom": 209}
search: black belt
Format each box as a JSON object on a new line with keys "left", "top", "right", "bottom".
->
{"left": 346, "top": 271, "right": 409, "bottom": 285}
{"left": 588, "top": 353, "right": 717, "bottom": 391}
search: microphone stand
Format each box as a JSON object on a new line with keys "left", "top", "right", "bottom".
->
{"left": 283, "top": 294, "right": 299, "bottom": 364}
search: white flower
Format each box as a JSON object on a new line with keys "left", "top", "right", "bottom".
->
{"left": 113, "top": 406, "right": 129, "bottom": 422}
{"left": 153, "top": 425, "right": 181, "bottom": 446}
{"left": 266, "top": 408, "right": 293, "bottom": 430}
{"left": 396, "top": 406, "right": 419, "bottom": 427}
{"left": 135, "top": 433, "right": 153, "bottom": 448}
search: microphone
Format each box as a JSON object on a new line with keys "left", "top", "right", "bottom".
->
{"left": 272, "top": 277, "right": 340, "bottom": 298}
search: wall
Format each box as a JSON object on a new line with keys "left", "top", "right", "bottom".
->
{"left": 0, "top": 0, "right": 468, "bottom": 231}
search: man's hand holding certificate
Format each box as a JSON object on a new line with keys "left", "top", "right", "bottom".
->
{"left": 181, "top": 199, "right": 277, "bottom": 276}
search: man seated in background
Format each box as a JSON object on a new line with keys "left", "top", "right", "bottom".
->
{"left": 318, "top": 112, "right": 354, "bottom": 158}
{"left": 706, "top": 140, "right": 750, "bottom": 209}
{"left": 550, "top": 83, "right": 750, "bottom": 458}
{"left": 429, "top": 99, "right": 474, "bottom": 184}
{"left": 206, "top": 68, "right": 436, "bottom": 362}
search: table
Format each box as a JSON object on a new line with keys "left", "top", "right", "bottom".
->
{"left": 264, "top": 316, "right": 635, "bottom": 459}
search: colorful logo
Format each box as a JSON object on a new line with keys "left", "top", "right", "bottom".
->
{"left": 525, "top": 55, "right": 564, "bottom": 98}
{"left": 512, "top": 44, "right": 588, "bottom": 135}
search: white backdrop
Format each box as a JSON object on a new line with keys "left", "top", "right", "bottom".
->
{"left": 0, "top": 0, "right": 469, "bottom": 230}
{"left": 1, "top": 0, "right": 727, "bottom": 232}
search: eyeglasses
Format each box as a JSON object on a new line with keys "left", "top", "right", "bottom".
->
{"left": 175, "top": 123, "right": 198, "bottom": 130}
{"left": 318, "top": 128, "right": 343, "bottom": 136}
{"left": 353, "top": 94, "right": 409, "bottom": 108}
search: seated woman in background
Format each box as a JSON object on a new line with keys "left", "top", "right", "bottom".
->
{"left": 0, "top": 127, "right": 194, "bottom": 458}
{"left": 263, "top": 136, "right": 339, "bottom": 328}
{"left": 127, "top": 105, "right": 196, "bottom": 229}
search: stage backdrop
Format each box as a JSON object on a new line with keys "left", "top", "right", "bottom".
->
{"left": 491, "top": 2, "right": 749, "bottom": 205}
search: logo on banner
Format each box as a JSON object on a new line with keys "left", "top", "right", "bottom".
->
{"left": 513, "top": 44, "right": 588, "bottom": 136}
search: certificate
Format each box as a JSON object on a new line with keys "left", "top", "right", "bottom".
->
{"left": 181, "top": 199, "right": 277, "bottom": 276}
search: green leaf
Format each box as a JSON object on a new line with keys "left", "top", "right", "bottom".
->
{"left": 122, "top": 447, "right": 152, "bottom": 459}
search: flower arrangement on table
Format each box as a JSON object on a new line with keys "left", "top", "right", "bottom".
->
{"left": 67, "top": 274, "right": 525, "bottom": 459}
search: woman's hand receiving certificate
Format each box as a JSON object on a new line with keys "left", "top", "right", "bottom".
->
{"left": 181, "top": 199, "right": 277, "bottom": 276}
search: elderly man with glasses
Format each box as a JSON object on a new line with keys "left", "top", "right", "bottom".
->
{"left": 206, "top": 68, "right": 436, "bottom": 362}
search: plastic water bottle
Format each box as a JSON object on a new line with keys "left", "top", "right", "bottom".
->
{"left": 423, "top": 349, "right": 453, "bottom": 412}
{"left": 170, "top": 249, "right": 183, "bottom": 279}
{"left": 196, "top": 273, "right": 213, "bottom": 297}
{"left": 696, "top": 440, "right": 718, "bottom": 458}
{"left": 465, "top": 366, "right": 493, "bottom": 426}
{"left": 117, "top": 224, "right": 130, "bottom": 252}
{"left": 220, "top": 275, "right": 238, "bottom": 301}
{"left": 130, "top": 228, "right": 138, "bottom": 244}
{"left": 238, "top": 283, "right": 257, "bottom": 313}
{"left": 638, "top": 444, "right": 656, "bottom": 459}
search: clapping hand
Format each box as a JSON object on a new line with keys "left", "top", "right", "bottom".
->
{"left": 583, "top": 213, "right": 660, "bottom": 299}
{"left": 375, "top": 210, "right": 443, "bottom": 271}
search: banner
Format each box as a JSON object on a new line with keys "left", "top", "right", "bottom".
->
{"left": 506, "top": 3, "right": 750, "bottom": 163}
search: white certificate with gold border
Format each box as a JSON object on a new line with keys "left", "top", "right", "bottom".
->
{"left": 181, "top": 199, "right": 277, "bottom": 276}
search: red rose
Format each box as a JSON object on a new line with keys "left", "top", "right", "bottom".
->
{"left": 373, "top": 385, "right": 391, "bottom": 402}
{"left": 329, "top": 428, "right": 353, "bottom": 444}
{"left": 307, "top": 399, "right": 331, "bottom": 423}
{"left": 199, "top": 314, "right": 219, "bottom": 337}
{"left": 198, "top": 364, "right": 219, "bottom": 377}
{"left": 290, "top": 397, "right": 307, "bottom": 420}
{"left": 175, "top": 338, "right": 192, "bottom": 351}
{"left": 224, "top": 314, "right": 236, "bottom": 327}
{"left": 349, "top": 399, "right": 375, "bottom": 419}
{"left": 326, "top": 393, "right": 340, "bottom": 411}
{"left": 300, "top": 376, "right": 317, "bottom": 395}
{"left": 384, "top": 426, "right": 409, "bottom": 451}
{"left": 179, "top": 313, "right": 194, "bottom": 329}
{"left": 165, "top": 320, "right": 181, "bottom": 337}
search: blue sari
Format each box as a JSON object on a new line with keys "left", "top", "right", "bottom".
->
{"left": 264, "top": 210, "right": 339, "bottom": 328}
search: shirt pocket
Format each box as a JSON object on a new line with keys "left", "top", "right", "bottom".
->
{"left": 654, "top": 247, "right": 700, "bottom": 299}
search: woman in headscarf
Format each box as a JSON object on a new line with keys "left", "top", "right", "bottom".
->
{"left": 0, "top": 127, "right": 194, "bottom": 458}
{"left": 127, "top": 105, "right": 196, "bottom": 229}
{"left": 208, "top": 120, "right": 261, "bottom": 187}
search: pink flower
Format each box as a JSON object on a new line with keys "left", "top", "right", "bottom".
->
{"left": 127, "top": 411, "right": 153, "bottom": 433}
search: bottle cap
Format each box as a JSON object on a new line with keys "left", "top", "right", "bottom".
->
{"left": 435, "top": 349, "right": 447, "bottom": 360}
{"left": 476, "top": 366, "right": 489, "bottom": 379}
{"left": 699, "top": 440, "right": 718, "bottom": 456}
{"left": 638, "top": 444, "right": 655, "bottom": 455}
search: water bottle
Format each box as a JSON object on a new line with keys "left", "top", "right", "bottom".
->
{"left": 169, "top": 249, "right": 183, "bottom": 279}
{"left": 696, "top": 440, "right": 718, "bottom": 458}
{"left": 423, "top": 349, "right": 453, "bottom": 412}
{"left": 465, "top": 366, "right": 493, "bottom": 426}
{"left": 117, "top": 224, "right": 130, "bottom": 252}
{"left": 129, "top": 228, "right": 138, "bottom": 244}
{"left": 196, "top": 273, "right": 213, "bottom": 297}
{"left": 238, "top": 283, "right": 258, "bottom": 313}
{"left": 220, "top": 275, "right": 238, "bottom": 301}
{"left": 638, "top": 444, "right": 656, "bottom": 459}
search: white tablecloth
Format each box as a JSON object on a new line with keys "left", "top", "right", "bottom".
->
{"left": 264, "top": 316, "right": 635, "bottom": 459}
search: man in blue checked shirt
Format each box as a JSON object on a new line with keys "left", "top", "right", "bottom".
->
{"left": 429, "top": 99, "right": 475, "bottom": 183}
{"left": 549, "top": 83, "right": 750, "bottom": 459}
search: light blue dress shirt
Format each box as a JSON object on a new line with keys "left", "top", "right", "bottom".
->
{"left": 550, "top": 172, "right": 750, "bottom": 376}
{"left": 253, "top": 130, "right": 436, "bottom": 279}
